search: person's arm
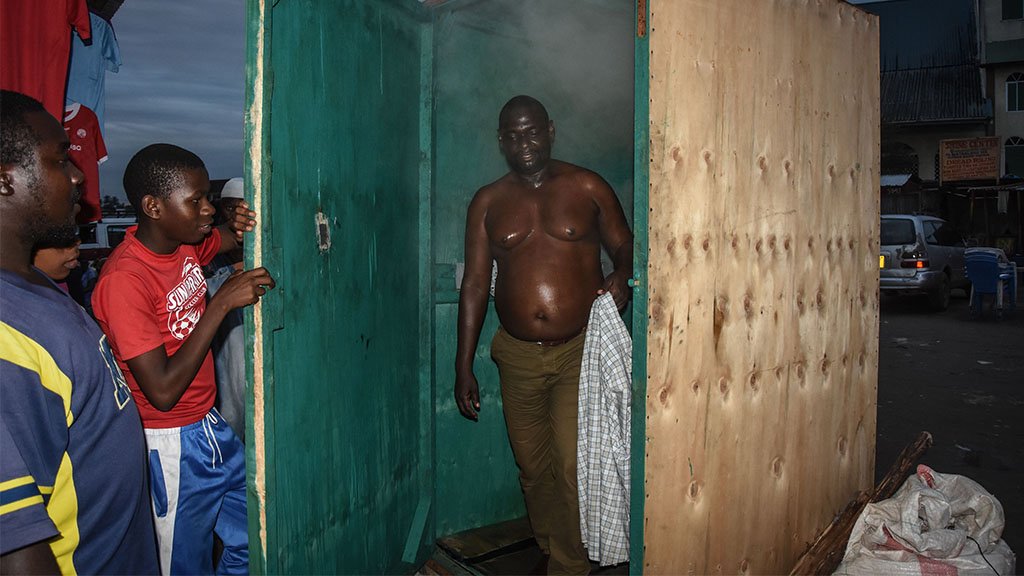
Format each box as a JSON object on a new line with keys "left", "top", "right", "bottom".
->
{"left": 215, "top": 201, "right": 257, "bottom": 255}
{"left": 126, "top": 268, "right": 275, "bottom": 411}
{"left": 591, "top": 174, "right": 634, "bottom": 309}
{"left": 0, "top": 542, "right": 60, "bottom": 575}
{"left": 454, "top": 191, "right": 493, "bottom": 421}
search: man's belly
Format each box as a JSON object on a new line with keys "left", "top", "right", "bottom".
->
{"left": 494, "top": 277, "right": 600, "bottom": 342}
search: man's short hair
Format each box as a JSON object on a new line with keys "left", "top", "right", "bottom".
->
{"left": 123, "top": 143, "right": 206, "bottom": 211}
{"left": 499, "top": 95, "right": 550, "bottom": 128}
{"left": 1, "top": 90, "right": 46, "bottom": 169}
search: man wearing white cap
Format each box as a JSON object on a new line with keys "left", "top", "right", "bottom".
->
{"left": 206, "top": 177, "right": 246, "bottom": 442}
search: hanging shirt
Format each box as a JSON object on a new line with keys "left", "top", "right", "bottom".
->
{"left": 64, "top": 103, "right": 108, "bottom": 224}
{"left": 93, "top": 228, "right": 222, "bottom": 429}
{"left": 577, "top": 292, "right": 632, "bottom": 566}
{"left": 67, "top": 13, "right": 122, "bottom": 135}
{"left": 0, "top": 0, "right": 91, "bottom": 120}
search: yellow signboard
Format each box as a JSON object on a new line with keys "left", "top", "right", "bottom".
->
{"left": 939, "top": 137, "right": 1000, "bottom": 183}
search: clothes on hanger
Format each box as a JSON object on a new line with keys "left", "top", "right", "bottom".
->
{"left": 67, "top": 12, "right": 122, "bottom": 136}
{"left": 1, "top": 0, "right": 91, "bottom": 119}
{"left": 64, "top": 102, "right": 108, "bottom": 224}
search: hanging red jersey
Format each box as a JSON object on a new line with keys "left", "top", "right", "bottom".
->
{"left": 64, "top": 102, "right": 107, "bottom": 224}
{"left": 0, "top": 0, "right": 91, "bottom": 120}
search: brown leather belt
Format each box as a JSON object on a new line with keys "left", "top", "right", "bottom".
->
{"left": 534, "top": 327, "right": 586, "bottom": 347}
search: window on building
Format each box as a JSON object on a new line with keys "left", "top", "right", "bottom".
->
{"left": 1008, "top": 73, "right": 1024, "bottom": 111}
{"left": 1004, "top": 0, "right": 1023, "bottom": 20}
{"left": 1005, "top": 136, "right": 1024, "bottom": 176}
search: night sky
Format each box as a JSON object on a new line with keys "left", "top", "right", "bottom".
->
{"left": 97, "top": 1, "right": 245, "bottom": 202}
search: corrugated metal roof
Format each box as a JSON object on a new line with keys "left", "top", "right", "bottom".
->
{"left": 881, "top": 64, "right": 988, "bottom": 123}
{"left": 860, "top": 0, "right": 988, "bottom": 124}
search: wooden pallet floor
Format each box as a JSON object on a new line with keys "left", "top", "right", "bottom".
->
{"left": 421, "top": 518, "right": 628, "bottom": 575}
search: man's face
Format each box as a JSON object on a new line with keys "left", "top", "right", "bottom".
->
{"left": 23, "top": 111, "right": 85, "bottom": 247}
{"left": 498, "top": 106, "right": 554, "bottom": 176}
{"left": 155, "top": 167, "right": 215, "bottom": 245}
{"left": 218, "top": 197, "right": 244, "bottom": 223}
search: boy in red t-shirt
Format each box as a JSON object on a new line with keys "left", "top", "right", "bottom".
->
{"left": 93, "top": 144, "right": 274, "bottom": 575}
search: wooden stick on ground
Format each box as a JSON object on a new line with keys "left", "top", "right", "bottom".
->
{"left": 789, "top": 431, "right": 934, "bottom": 576}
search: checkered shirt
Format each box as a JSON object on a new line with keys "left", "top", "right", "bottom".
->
{"left": 577, "top": 292, "right": 631, "bottom": 566}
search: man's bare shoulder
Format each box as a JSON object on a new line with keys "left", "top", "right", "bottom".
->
{"left": 550, "top": 160, "right": 612, "bottom": 193}
{"left": 470, "top": 173, "right": 516, "bottom": 205}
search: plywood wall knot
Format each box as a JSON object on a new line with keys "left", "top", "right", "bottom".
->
{"left": 658, "top": 383, "right": 673, "bottom": 407}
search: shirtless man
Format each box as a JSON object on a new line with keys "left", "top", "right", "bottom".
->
{"left": 455, "top": 95, "right": 632, "bottom": 574}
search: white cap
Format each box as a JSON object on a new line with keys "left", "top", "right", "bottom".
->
{"left": 221, "top": 177, "right": 244, "bottom": 199}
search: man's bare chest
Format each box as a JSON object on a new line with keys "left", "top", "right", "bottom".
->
{"left": 485, "top": 194, "right": 598, "bottom": 251}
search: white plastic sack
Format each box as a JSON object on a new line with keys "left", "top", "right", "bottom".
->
{"left": 834, "top": 465, "right": 1016, "bottom": 576}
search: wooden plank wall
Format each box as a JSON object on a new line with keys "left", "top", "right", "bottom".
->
{"left": 642, "top": 1, "right": 879, "bottom": 573}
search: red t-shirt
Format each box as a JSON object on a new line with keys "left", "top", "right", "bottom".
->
{"left": 64, "top": 103, "right": 107, "bottom": 223}
{"left": 93, "top": 227, "right": 223, "bottom": 428}
{"left": 0, "top": 0, "right": 91, "bottom": 120}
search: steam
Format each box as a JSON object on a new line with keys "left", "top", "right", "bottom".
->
{"left": 434, "top": 0, "right": 635, "bottom": 220}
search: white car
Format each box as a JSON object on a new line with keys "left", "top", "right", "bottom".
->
{"left": 879, "top": 215, "right": 969, "bottom": 310}
{"left": 78, "top": 217, "right": 136, "bottom": 261}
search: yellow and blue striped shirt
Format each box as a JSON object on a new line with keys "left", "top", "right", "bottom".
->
{"left": 0, "top": 269, "right": 158, "bottom": 575}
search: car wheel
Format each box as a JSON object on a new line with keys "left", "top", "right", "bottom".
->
{"left": 928, "top": 274, "right": 951, "bottom": 311}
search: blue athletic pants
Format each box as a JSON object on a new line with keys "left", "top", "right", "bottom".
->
{"left": 145, "top": 409, "right": 248, "bottom": 575}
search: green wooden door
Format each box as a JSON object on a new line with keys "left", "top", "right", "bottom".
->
{"left": 630, "top": 3, "right": 650, "bottom": 573}
{"left": 245, "top": 1, "right": 431, "bottom": 573}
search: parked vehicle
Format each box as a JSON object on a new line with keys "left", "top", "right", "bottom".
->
{"left": 78, "top": 217, "right": 136, "bottom": 261}
{"left": 879, "top": 215, "right": 969, "bottom": 310}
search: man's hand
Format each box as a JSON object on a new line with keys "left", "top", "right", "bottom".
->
{"left": 455, "top": 372, "right": 481, "bottom": 421}
{"left": 210, "top": 267, "right": 276, "bottom": 312}
{"left": 226, "top": 200, "right": 257, "bottom": 242}
{"left": 598, "top": 268, "right": 632, "bottom": 310}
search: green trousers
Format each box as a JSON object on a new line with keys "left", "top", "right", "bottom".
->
{"left": 491, "top": 327, "right": 590, "bottom": 575}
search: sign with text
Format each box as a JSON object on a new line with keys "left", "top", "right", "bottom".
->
{"left": 939, "top": 137, "right": 1000, "bottom": 182}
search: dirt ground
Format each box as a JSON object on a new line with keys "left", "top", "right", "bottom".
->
{"left": 876, "top": 291, "right": 1023, "bottom": 556}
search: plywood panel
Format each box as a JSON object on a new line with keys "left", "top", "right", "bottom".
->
{"left": 643, "top": 1, "right": 879, "bottom": 573}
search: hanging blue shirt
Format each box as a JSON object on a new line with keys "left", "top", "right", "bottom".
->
{"left": 67, "top": 12, "right": 121, "bottom": 135}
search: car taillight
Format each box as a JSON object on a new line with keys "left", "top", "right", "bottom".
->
{"left": 900, "top": 259, "right": 929, "bottom": 269}
{"left": 898, "top": 243, "right": 928, "bottom": 269}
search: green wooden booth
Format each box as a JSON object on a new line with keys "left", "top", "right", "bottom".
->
{"left": 243, "top": 0, "right": 879, "bottom": 574}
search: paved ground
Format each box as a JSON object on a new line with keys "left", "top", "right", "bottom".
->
{"left": 876, "top": 292, "right": 1023, "bottom": 555}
